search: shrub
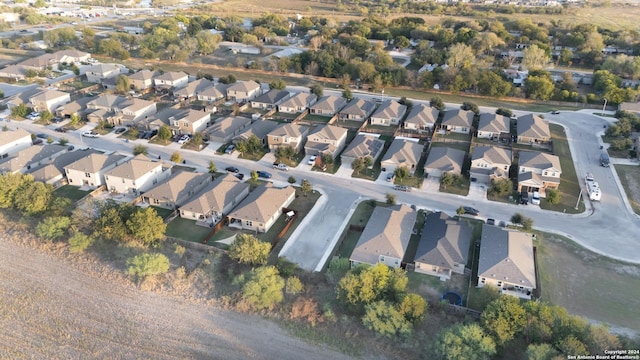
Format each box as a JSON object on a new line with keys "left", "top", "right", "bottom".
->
{"left": 68, "top": 231, "right": 94, "bottom": 253}
{"left": 126, "top": 253, "right": 170, "bottom": 282}
{"left": 35, "top": 216, "right": 71, "bottom": 242}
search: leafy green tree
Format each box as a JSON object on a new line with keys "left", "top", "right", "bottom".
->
{"left": 351, "top": 157, "right": 364, "bottom": 174}
{"left": 394, "top": 167, "right": 409, "bottom": 180}
{"left": 461, "top": 101, "right": 479, "bottom": 114}
{"left": 116, "top": 74, "right": 131, "bottom": 94}
{"left": 524, "top": 343, "right": 559, "bottom": 360}
{"left": 336, "top": 263, "right": 404, "bottom": 311}
{"left": 0, "top": 173, "right": 26, "bottom": 208}
{"left": 68, "top": 231, "right": 94, "bottom": 253}
{"left": 269, "top": 79, "right": 286, "bottom": 90}
{"left": 496, "top": 108, "right": 513, "bottom": 118}
{"left": 456, "top": 205, "right": 465, "bottom": 215}
{"left": 310, "top": 84, "right": 323, "bottom": 98}
{"left": 441, "top": 172, "right": 454, "bottom": 190}
{"left": 428, "top": 323, "right": 497, "bottom": 360}
{"left": 93, "top": 203, "right": 129, "bottom": 241}
{"left": 393, "top": 36, "right": 410, "bottom": 49}
{"left": 545, "top": 188, "right": 560, "bottom": 204}
{"left": 490, "top": 178, "right": 512, "bottom": 196}
{"left": 192, "top": 132, "right": 204, "bottom": 148}
{"left": 126, "top": 253, "right": 170, "bottom": 282}
{"left": 430, "top": 96, "right": 445, "bottom": 111}
{"left": 522, "top": 44, "right": 550, "bottom": 70}
{"left": 11, "top": 103, "right": 29, "bottom": 118}
{"left": 13, "top": 180, "right": 53, "bottom": 215}
{"left": 285, "top": 276, "right": 304, "bottom": 295}
{"left": 473, "top": 285, "right": 501, "bottom": 312}
{"left": 170, "top": 151, "right": 182, "bottom": 163}
{"left": 133, "top": 144, "right": 148, "bottom": 155}
{"left": 287, "top": 176, "right": 296, "bottom": 184}
{"left": 321, "top": 153, "right": 333, "bottom": 165}
{"left": 398, "top": 293, "right": 427, "bottom": 323}
{"left": 385, "top": 193, "right": 396, "bottom": 205}
{"left": 521, "top": 216, "right": 534, "bottom": 230}
{"left": 447, "top": 43, "right": 475, "bottom": 69}
{"left": 69, "top": 114, "right": 81, "bottom": 125}
{"left": 251, "top": 170, "right": 259, "bottom": 182}
{"left": 241, "top": 266, "right": 285, "bottom": 310}
{"left": 300, "top": 179, "right": 312, "bottom": 196}
{"left": 158, "top": 125, "right": 172, "bottom": 141}
{"left": 275, "top": 146, "right": 296, "bottom": 161}
{"left": 40, "top": 110, "right": 53, "bottom": 123}
{"left": 362, "top": 301, "right": 412, "bottom": 338}
{"left": 126, "top": 207, "right": 167, "bottom": 245}
{"left": 525, "top": 75, "right": 555, "bottom": 100}
{"left": 35, "top": 216, "right": 71, "bottom": 242}
{"left": 207, "top": 160, "right": 217, "bottom": 174}
{"left": 342, "top": 88, "right": 353, "bottom": 101}
{"left": 228, "top": 233, "right": 271, "bottom": 266}
{"left": 481, "top": 295, "right": 527, "bottom": 346}
{"left": 557, "top": 335, "right": 589, "bottom": 356}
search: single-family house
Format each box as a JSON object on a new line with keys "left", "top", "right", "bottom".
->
{"left": 119, "top": 98, "right": 157, "bottom": 125}
{"left": 0, "top": 129, "right": 33, "bottom": 158}
{"left": 403, "top": 104, "right": 439, "bottom": 132}
{"left": 477, "top": 225, "right": 536, "bottom": 299}
{"left": 197, "top": 83, "right": 227, "bottom": 103}
{"left": 423, "top": 146, "right": 466, "bottom": 177}
{"left": 517, "top": 151, "right": 561, "bottom": 193}
{"left": 54, "top": 49, "right": 91, "bottom": 64}
{"left": 64, "top": 152, "right": 127, "bottom": 188}
{"left": 414, "top": 212, "right": 471, "bottom": 281}
{"left": 341, "top": 133, "right": 385, "bottom": 166}
{"left": 266, "top": 123, "right": 309, "bottom": 153}
{"left": 128, "top": 70, "right": 157, "bottom": 91}
{"left": 86, "top": 94, "right": 128, "bottom": 113}
{"left": 309, "top": 95, "right": 347, "bottom": 117}
{"left": 338, "top": 98, "right": 376, "bottom": 122}
{"left": 226, "top": 80, "right": 261, "bottom": 102}
{"left": 470, "top": 146, "right": 512, "bottom": 184}
{"left": 516, "top": 114, "right": 550, "bottom": 144}
{"left": 0, "top": 65, "right": 27, "bottom": 81}
{"left": 56, "top": 96, "right": 93, "bottom": 119}
{"left": 85, "top": 63, "right": 122, "bottom": 83}
{"left": 205, "top": 116, "right": 252, "bottom": 143}
{"left": 153, "top": 71, "right": 189, "bottom": 90}
{"left": 173, "top": 78, "right": 214, "bottom": 101}
{"left": 369, "top": 100, "right": 407, "bottom": 126}
{"left": 104, "top": 155, "right": 171, "bottom": 195}
{"left": 477, "top": 113, "right": 511, "bottom": 140}
{"left": 169, "top": 109, "right": 211, "bottom": 135}
{"left": 141, "top": 170, "right": 212, "bottom": 210}
{"left": 16, "top": 53, "right": 55, "bottom": 70}
{"left": 3, "top": 88, "right": 41, "bottom": 110}
{"left": 227, "top": 184, "right": 296, "bottom": 233}
{"left": 304, "top": 124, "right": 348, "bottom": 159}
{"left": 180, "top": 174, "right": 250, "bottom": 225}
{"left": 441, "top": 109, "right": 474, "bottom": 134}
{"left": 251, "top": 89, "right": 290, "bottom": 110}
{"left": 232, "top": 120, "right": 280, "bottom": 145}
{"left": 0, "top": 144, "right": 68, "bottom": 174}
{"left": 278, "top": 92, "right": 317, "bottom": 113}
{"left": 349, "top": 204, "right": 417, "bottom": 268}
{"left": 380, "top": 138, "right": 422, "bottom": 175}
{"left": 29, "top": 89, "right": 71, "bottom": 113}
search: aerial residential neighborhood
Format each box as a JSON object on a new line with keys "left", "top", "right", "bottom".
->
{"left": 1, "top": 0, "right": 639, "bottom": 358}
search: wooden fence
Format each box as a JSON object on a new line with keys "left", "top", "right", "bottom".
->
{"left": 202, "top": 218, "right": 228, "bottom": 244}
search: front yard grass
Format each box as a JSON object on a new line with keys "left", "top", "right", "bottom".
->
{"left": 238, "top": 148, "right": 267, "bottom": 161}
{"left": 165, "top": 217, "right": 212, "bottom": 243}
{"left": 540, "top": 125, "right": 585, "bottom": 214}
{"left": 54, "top": 185, "right": 91, "bottom": 201}
{"left": 614, "top": 164, "right": 640, "bottom": 215}
{"left": 439, "top": 176, "right": 470, "bottom": 196}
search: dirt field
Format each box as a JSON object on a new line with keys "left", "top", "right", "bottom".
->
{"left": 0, "top": 234, "right": 358, "bottom": 360}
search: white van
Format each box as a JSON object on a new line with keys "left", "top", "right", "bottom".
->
{"left": 531, "top": 191, "right": 541, "bottom": 205}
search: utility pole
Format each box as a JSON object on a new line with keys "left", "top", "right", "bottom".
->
{"left": 575, "top": 189, "right": 582, "bottom": 210}
{"left": 602, "top": 98, "right": 607, "bottom": 115}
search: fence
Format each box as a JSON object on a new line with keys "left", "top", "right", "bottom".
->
{"left": 275, "top": 208, "right": 298, "bottom": 245}
{"left": 444, "top": 304, "right": 482, "bottom": 319}
{"left": 202, "top": 218, "right": 228, "bottom": 244}
{"left": 291, "top": 109, "right": 309, "bottom": 124}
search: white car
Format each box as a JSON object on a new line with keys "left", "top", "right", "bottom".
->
{"left": 531, "top": 191, "right": 541, "bottom": 205}
{"left": 82, "top": 131, "right": 99, "bottom": 138}
{"left": 177, "top": 135, "right": 190, "bottom": 145}
{"left": 308, "top": 155, "right": 317, "bottom": 165}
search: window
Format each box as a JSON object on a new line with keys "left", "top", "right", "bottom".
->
{"left": 85, "top": 172, "right": 91, "bottom": 178}
{"left": 273, "top": 136, "right": 279, "bottom": 142}
{"left": 481, "top": 278, "right": 486, "bottom": 284}
{"left": 544, "top": 171, "right": 548, "bottom": 176}
{"left": 380, "top": 256, "right": 385, "bottom": 262}
{"left": 245, "top": 220, "right": 253, "bottom": 226}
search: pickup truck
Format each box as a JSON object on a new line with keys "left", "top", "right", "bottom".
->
{"left": 273, "top": 163, "right": 289, "bottom": 171}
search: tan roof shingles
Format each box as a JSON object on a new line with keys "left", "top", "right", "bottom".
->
{"left": 228, "top": 184, "right": 295, "bottom": 224}
{"left": 342, "top": 134, "right": 385, "bottom": 159}
{"left": 142, "top": 170, "right": 210, "bottom": 204}
{"left": 441, "top": 109, "right": 474, "bottom": 128}
{"left": 517, "top": 114, "right": 550, "bottom": 139}
{"left": 0, "top": 144, "right": 67, "bottom": 173}
{"left": 404, "top": 104, "right": 439, "bottom": 127}
{"left": 181, "top": 174, "right": 249, "bottom": 215}
{"left": 477, "top": 113, "right": 510, "bottom": 133}
{"left": 381, "top": 138, "right": 422, "bottom": 167}
{"left": 518, "top": 151, "right": 561, "bottom": 172}
{"left": 424, "top": 147, "right": 466, "bottom": 174}
{"left": 478, "top": 225, "right": 536, "bottom": 288}
{"left": 0, "top": 128, "right": 31, "bottom": 147}
{"left": 65, "top": 153, "right": 127, "bottom": 174}
{"left": 472, "top": 145, "right": 512, "bottom": 165}
{"left": 371, "top": 100, "right": 406, "bottom": 120}
{"left": 104, "top": 156, "right": 163, "bottom": 180}
{"left": 311, "top": 95, "right": 347, "bottom": 113}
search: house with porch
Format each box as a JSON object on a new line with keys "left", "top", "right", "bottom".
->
{"left": 128, "top": 69, "right": 157, "bottom": 91}
{"left": 516, "top": 114, "right": 550, "bottom": 144}
{"left": 278, "top": 92, "right": 317, "bottom": 114}
{"left": 104, "top": 155, "right": 171, "bottom": 195}
{"left": 140, "top": 170, "right": 212, "bottom": 210}
{"left": 440, "top": 109, "right": 474, "bottom": 134}
{"left": 29, "top": 89, "right": 71, "bottom": 113}
{"left": 153, "top": 71, "right": 189, "bottom": 91}
{"left": 423, "top": 146, "right": 466, "bottom": 178}
{"left": 470, "top": 146, "right": 512, "bottom": 184}
{"left": 64, "top": 152, "right": 127, "bottom": 188}
{"left": 226, "top": 80, "right": 261, "bottom": 102}
{"left": 180, "top": 174, "right": 250, "bottom": 225}
{"left": 414, "top": 212, "right": 471, "bottom": 281}
{"left": 477, "top": 113, "right": 511, "bottom": 140}
{"left": 266, "top": 123, "right": 309, "bottom": 153}
{"left": 403, "top": 104, "right": 439, "bottom": 132}
{"left": 205, "top": 116, "right": 252, "bottom": 144}
{"left": 477, "top": 224, "right": 536, "bottom": 300}
{"left": 380, "top": 138, "right": 422, "bottom": 175}
{"left": 309, "top": 95, "right": 347, "bottom": 117}
{"left": 251, "top": 89, "right": 290, "bottom": 110}
{"left": 369, "top": 100, "right": 407, "bottom": 127}
{"left": 338, "top": 98, "right": 376, "bottom": 122}
{"left": 349, "top": 204, "right": 416, "bottom": 268}
{"left": 232, "top": 120, "right": 280, "bottom": 146}
{"left": 304, "top": 124, "right": 348, "bottom": 160}
{"left": 227, "top": 184, "right": 296, "bottom": 233}
{"left": 517, "top": 150, "right": 561, "bottom": 193}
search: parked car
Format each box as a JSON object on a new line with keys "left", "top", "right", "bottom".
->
{"left": 114, "top": 127, "right": 126, "bottom": 134}
{"left": 520, "top": 190, "right": 529, "bottom": 205}
{"left": 256, "top": 170, "right": 272, "bottom": 179}
{"left": 54, "top": 127, "right": 68, "bottom": 133}
{"left": 273, "top": 163, "right": 289, "bottom": 171}
{"left": 224, "top": 144, "right": 235, "bottom": 154}
{"left": 36, "top": 133, "right": 48, "bottom": 139}
{"left": 225, "top": 166, "right": 239, "bottom": 173}
{"left": 386, "top": 172, "right": 395, "bottom": 182}
{"left": 531, "top": 191, "right": 541, "bottom": 205}
{"left": 394, "top": 185, "right": 411, "bottom": 192}
{"left": 52, "top": 117, "right": 63, "bottom": 123}
{"left": 32, "top": 138, "right": 43, "bottom": 145}
{"left": 486, "top": 218, "right": 496, "bottom": 226}
{"left": 551, "top": 110, "right": 560, "bottom": 115}
{"left": 462, "top": 206, "right": 479, "bottom": 216}
{"left": 82, "top": 131, "right": 99, "bottom": 138}
{"left": 177, "top": 135, "right": 190, "bottom": 144}
{"left": 307, "top": 155, "right": 317, "bottom": 165}
{"left": 234, "top": 173, "right": 245, "bottom": 180}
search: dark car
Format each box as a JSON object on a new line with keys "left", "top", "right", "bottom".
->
{"left": 225, "top": 166, "right": 239, "bottom": 173}
{"left": 32, "top": 138, "right": 43, "bottom": 145}
{"left": 114, "top": 127, "right": 126, "bottom": 134}
{"left": 520, "top": 190, "right": 529, "bottom": 205}
{"left": 462, "top": 206, "right": 479, "bottom": 216}
{"left": 52, "top": 117, "right": 63, "bottom": 123}
{"left": 54, "top": 127, "right": 67, "bottom": 133}
{"left": 36, "top": 133, "right": 48, "bottom": 139}
{"left": 394, "top": 185, "right": 411, "bottom": 192}
{"left": 256, "top": 170, "right": 272, "bottom": 179}
{"left": 486, "top": 218, "right": 496, "bottom": 226}
{"left": 234, "top": 173, "right": 245, "bottom": 180}
{"left": 551, "top": 110, "right": 560, "bottom": 115}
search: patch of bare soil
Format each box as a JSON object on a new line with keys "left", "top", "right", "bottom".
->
{"left": 0, "top": 233, "right": 357, "bottom": 360}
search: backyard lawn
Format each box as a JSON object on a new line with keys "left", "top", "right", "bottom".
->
{"left": 614, "top": 164, "right": 640, "bottom": 215}
{"left": 165, "top": 217, "right": 212, "bottom": 243}
{"left": 54, "top": 185, "right": 91, "bottom": 201}
{"left": 335, "top": 200, "right": 378, "bottom": 259}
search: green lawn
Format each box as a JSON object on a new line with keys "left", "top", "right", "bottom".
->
{"left": 539, "top": 125, "right": 585, "bottom": 214}
{"left": 165, "top": 217, "right": 212, "bottom": 243}
{"left": 238, "top": 149, "right": 267, "bottom": 161}
{"left": 439, "top": 176, "right": 470, "bottom": 196}
{"left": 150, "top": 206, "right": 174, "bottom": 219}
{"left": 302, "top": 114, "right": 333, "bottom": 123}
{"left": 54, "top": 185, "right": 91, "bottom": 201}
{"left": 335, "top": 200, "right": 378, "bottom": 259}
{"left": 614, "top": 164, "right": 640, "bottom": 215}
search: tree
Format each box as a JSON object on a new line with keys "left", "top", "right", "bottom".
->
{"left": 461, "top": 101, "right": 479, "bottom": 114}
{"left": 310, "top": 84, "right": 323, "bottom": 98}
{"left": 241, "top": 266, "right": 285, "bottom": 310}
{"left": 285, "top": 276, "right": 304, "bottom": 295}
{"left": 362, "top": 301, "right": 412, "bottom": 338}
{"left": 250, "top": 170, "right": 259, "bottom": 182}
{"left": 269, "top": 79, "right": 286, "bottom": 90}
{"left": 441, "top": 172, "right": 454, "bottom": 190}
{"left": 495, "top": 107, "right": 513, "bottom": 118}
{"left": 13, "top": 180, "right": 53, "bottom": 216}
{"left": 342, "top": 88, "right": 353, "bottom": 101}
{"left": 336, "top": 263, "right": 402, "bottom": 310}
{"left": 287, "top": 176, "right": 296, "bottom": 184}
{"left": 522, "top": 45, "right": 550, "bottom": 71}
{"left": 351, "top": 157, "right": 364, "bottom": 174}
{"left": 477, "top": 71, "right": 512, "bottom": 98}
{"left": 447, "top": 43, "right": 475, "bottom": 69}
{"left": 126, "top": 207, "right": 166, "bottom": 245}
{"left": 363, "top": 156, "right": 373, "bottom": 169}
{"left": 158, "top": 125, "right": 172, "bottom": 142}
{"left": 394, "top": 167, "right": 409, "bottom": 180}
{"left": 133, "top": 144, "right": 148, "bottom": 155}
{"left": 546, "top": 188, "right": 560, "bottom": 204}
{"left": 481, "top": 295, "right": 527, "bottom": 346}
{"left": 490, "top": 178, "right": 512, "bottom": 196}
{"left": 228, "top": 233, "right": 271, "bottom": 266}
{"left": 385, "top": 193, "right": 397, "bottom": 205}
{"left": 429, "top": 323, "right": 497, "bottom": 360}
{"left": 68, "top": 231, "right": 94, "bottom": 253}
{"left": 275, "top": 146, "right": 296, "bottom": 161}
{"left": 126, "top": 253, "right": 170, "bottom": 282}
{"left": 524, "top": 75, "right": 555, "bottom": 100}
{"left": 170, "top": 151, "right": 182, "bottom": 163}
{"left": 430, "top": 96, "right": 445, "bottom": 111}
{"left": 300, "top": 179, "right": 312, "bottom": 196}
{"left": 456, "top": 205, "right": 465, "bottom": 215}
{"left": 512, "top": 212, "right": 524, "bottom": 226}
{"left": 11, "top": 103, "right": 29, "bottom": 118}
{"left": 521, "top": 216, "right": 534, "bottom": 230}
{"left": 35, "top": 216, "right": 71, "bottom": 242}
{"left": 524, "top": 343, "right": 559, "bottom": 360}
{"left": 192, "top": 132, "right": 204, "bottom": 148}
{"left": 394, "top": 36, "right": 410, "bottom": 49}
{"left": 115, "top": 74, "right": 131, "bottom": 94}
{"left": 398, "top": 293, "right": 427, "bottom": 323}
{"left": 40, "top": 110, "right": 53, "bottom": 123}
{"left": 207, "top": 160, "right": 217, "bottom": 174}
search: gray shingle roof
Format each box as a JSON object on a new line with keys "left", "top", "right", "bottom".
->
{"left": 370, "top": 100, "right": 406, "bottom": 120}
{"left": 424, "top": 147, "right": 466, "bottom": 174}
{"left": 517, "top": 114, "right": 550, "bottom": 139}
{"left": 478, "top": 225, "right": 536, "bottom": 288}
{"left": 441, "top": 109, "right": 474, "bottom": 128}
{"left": 228, "top": 184, "right": 295, "bottom": 223}
{"left": 414, "top": 212, "right": 471, "bottom": 269}
{"left": 477, "top": 113, "right": 510, "bottom": 134}
{"left": 472, "top": 145, "right": 512, "bottom": 165}
{"left": 518, "top": 151, "right": 561, "bottom": 172}
{"left": 404, "top": 104, "right": 439, "bottom": 127}
{"left": 381, "top": 138, "right": 422, "bottom": 167}
{"left": 65, "top": 152, "right": 127, "bottom": 173}
{"left": 310, "top": 95, "right": 347, "bottom": 113}
{"left": 180, "top": 174, "right": 250, "bottom": 215}
{"left": 142, "top": 170, "right": 210, "bottom": 205}
{"left": 342, "top": 134, "right": 385, "bottom": 159}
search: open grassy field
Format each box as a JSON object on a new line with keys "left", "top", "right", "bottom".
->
{"left": 614, "top": 164, "right": 640, "bottom": 215}
{"left": 536, "top": 231, "right": 640, "bottom": 335}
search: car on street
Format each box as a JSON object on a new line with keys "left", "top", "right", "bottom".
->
{"left": 551, "top": 110, "right": 560, "bottom": 115}
{"left": 462, "top": 206, "right": 479, "bottom": 216}
{"left": 394, "top": 185, "right": 411, "bottom": 192}
{"left": 224, "top": 144, "right": 235, "bottom": 154}
{"left": 486, "top": 218, "right": 496, "bottom": 226}
{"left": 114, "top": 127, "right": 126, "bottom": 134}
{"left": 36, "top": 133, "right": 48, "bottom": 139}
{"left": 234, "top": 173, "right": 245, "bottom": 180}
{"left": 225, "top": 166, "right": 239, "bottom": 173}
{"left": 54, "top": 127, "right": 68, "bottom": 133}
{"left": 177, "top": 135, "right": 190, "bottom": 144}
{"left": 256, "top": 170, "right": 272, "bottom": 179}
{"left": 82, "top": 131, "right": 99, "bottom": 138}
{"left": 308, "top": 155, "right": 317, "bottom": 165}
{"left": 273, "top": 163, "right": 289, "bottom": 171}
{"left": 52, "top": 117, "right": 63, "bottom": 123}
{"left": 20, "top": 29, "right": 29, "bottom": 33}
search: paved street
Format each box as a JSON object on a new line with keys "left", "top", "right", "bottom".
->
{"left": 5, "top": 99, "right": 640, "bottom": 269}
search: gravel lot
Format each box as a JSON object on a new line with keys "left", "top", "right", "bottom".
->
{"left": 0, "top": 235, "right": 356, "bottom": 360}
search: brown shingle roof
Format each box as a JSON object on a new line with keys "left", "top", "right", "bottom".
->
{"left": 228, "top": 184, "right": 295, "bottom": 223}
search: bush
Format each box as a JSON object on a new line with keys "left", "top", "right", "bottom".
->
{"left": 291, "top": 297, "right": 323, "bottom": 326}
{"left": 546, "top": 188, "right": 560, "bottom": 204}
{"left": 241, "top": 266, "right": 285, "bottom": 310}
{"left": 68, "top": 232, "right": 94, "bottom": 253}
{"left": 35, "top": 216, "right": 71, "bottom": 242}
{"left": 228, "top": 233, "right": 271, "bottom": 266}
{"left": 496, "top": 107, "right": 513, "bottom": 118}
{"left": 126, "top": 253, "right": 170, "bottom": 282}
{"left": 285, "top": 276, "right": 304, "bottom": 295}
{"left": 287, "top": 176, "right": 296, "bottom": 184}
